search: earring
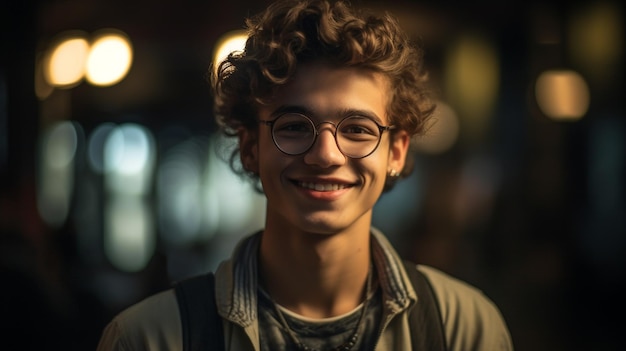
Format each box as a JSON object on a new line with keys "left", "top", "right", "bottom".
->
{"left": 388, "top": 169, "right": 399, "bottom": 177}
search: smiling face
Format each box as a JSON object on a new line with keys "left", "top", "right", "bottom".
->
{"left": 240, "top": 62, "right": 409, "bottom": 236}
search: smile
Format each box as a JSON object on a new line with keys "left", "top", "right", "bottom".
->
{"left": 297, "top": 182, "right": 351, "bottom": 192}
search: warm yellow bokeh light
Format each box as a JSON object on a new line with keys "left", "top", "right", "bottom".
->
{"left": 445, "top": 34, "right": 500, "bottom": 144}
{"left": 535, "top": 70, "right": 590, "bottom": 121}
{"left": 212, "top": 30, "right": 248, "bottom": 74}
{"left": 85, "top": 32, "right": 133, "bottom": 86}
{"left": 45, "top": 35, "right": 89, "bottom": 87}
{"left": 569, "top": 1, "right": 624, "bottom": 83}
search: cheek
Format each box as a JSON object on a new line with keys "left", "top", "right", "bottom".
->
{"left": 367, "top": 146, "right": 391, "bottom": 171}
{"left": 256, "top": 137, "right": 290, "bottom": 178}
{"left": 356, "top": 156, "right": 388, "bottom": 183}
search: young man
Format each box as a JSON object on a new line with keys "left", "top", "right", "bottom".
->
{"left": 97, "top": 0, "right": 513, "bottom": 350}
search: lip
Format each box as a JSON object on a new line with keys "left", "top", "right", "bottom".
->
{"left": 289, "top": 177, "right": 356, "bottom": 200}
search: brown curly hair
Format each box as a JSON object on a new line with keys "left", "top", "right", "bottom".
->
{"left": 212, "top": 0, "right": 434, "bottom": 189}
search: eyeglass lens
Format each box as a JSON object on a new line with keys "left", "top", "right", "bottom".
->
{"left": 271, "top": 113, "right": 384, "bottom": 158}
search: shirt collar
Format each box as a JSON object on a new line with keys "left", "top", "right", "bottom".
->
{"left": 220, "top": 229, "right": 416, "bottom": 326}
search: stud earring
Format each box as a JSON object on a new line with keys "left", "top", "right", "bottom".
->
{"left": 388, "top": 169, "right": 399, "bottom": 177}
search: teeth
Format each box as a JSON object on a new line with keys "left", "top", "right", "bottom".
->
{"left": 299, "top": 182, "right": 348, "bottom": 191}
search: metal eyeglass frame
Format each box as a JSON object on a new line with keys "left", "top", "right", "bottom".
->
{"left": 259, "top": 113, "right": 395, "bottom": 159}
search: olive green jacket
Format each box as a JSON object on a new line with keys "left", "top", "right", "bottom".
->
{"left": 97, "top": 229, "right": 513, "bottom": 350}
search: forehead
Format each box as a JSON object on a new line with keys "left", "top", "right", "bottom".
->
{"left": 263, "top": 62, "right": 391, "bottom": 122}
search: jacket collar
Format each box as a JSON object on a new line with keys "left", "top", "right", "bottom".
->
{"left": 214, "top": 229, "right": 417, "bottom": 327}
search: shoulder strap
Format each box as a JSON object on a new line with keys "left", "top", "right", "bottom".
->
{"left": 402, "top": 260, "right": 447, "bottom": 351}
{"left": 173, "top": 264, "right": 444, "bottom": 351}
{"left": 174, "top": 272, "right": 224, "bottom": 351}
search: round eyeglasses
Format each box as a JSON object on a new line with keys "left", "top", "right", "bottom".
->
{"left": 259, "top": 113, "right": 395, "bottom": 159}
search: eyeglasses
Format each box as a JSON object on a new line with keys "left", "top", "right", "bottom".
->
{"left": 259, "top": 113, "right": 394, "bottom": 159}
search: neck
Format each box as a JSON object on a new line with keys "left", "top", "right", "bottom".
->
{"left": 259, "top": 222, "right": 371, "bottom": 318}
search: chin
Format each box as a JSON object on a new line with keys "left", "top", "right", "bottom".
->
{"left": 294, "top": 212, "right": 358, "bottom": 236}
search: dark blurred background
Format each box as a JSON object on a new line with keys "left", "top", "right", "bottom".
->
{"left": 1, "top": 0, "right": 624, "bottom": 350}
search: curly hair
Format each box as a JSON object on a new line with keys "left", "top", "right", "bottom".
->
{"left": 212, "top": 0, "right": 434, "bottom": 190}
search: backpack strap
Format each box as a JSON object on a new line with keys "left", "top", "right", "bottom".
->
{"left": 174, "top": 264, "right": 445, "bottom": 351}
{"left": 402, "top": 260, "right": 447, "bottom": 351}
{"left": 174, "top": 272, "right": 224, "bottom": 351}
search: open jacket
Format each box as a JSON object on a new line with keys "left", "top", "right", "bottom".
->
{"left": 97, "top": 229, "right": 513, "bottom": 350}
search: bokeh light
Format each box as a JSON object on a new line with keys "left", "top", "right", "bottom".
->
{"left": 104, "top": 196, "right": 155, "bottom": 272}
{"left": 87, "top": 123, "right": 116, "bottom": 173}
{"left": 212, "top": 30, "right": 248, "bottom": 74}
{"left": 569, "top": 1, "right": 624, "bottom": 84}
{"left": 44, "top": 33, "right": 89, "bottom": 88}
{"left": 104, "top": 123, "right": 155, "bottom": 195}
{"left": 102, "top": 123, "right": 156, "bottom": 272}
{"left": 202, "top": 133, "right": 266, "bottom": 240}
{"left": 85, "top": 31, "right": 133, "bottom": 87}
{"left": 157, "top": 137, "right": 207, "bottom": 246}
{"left": 535, "top": 70, "right": 590, "bottom": 121}
{"left": 445, "top": 34, "right": 500, "bottom": 144}
{"left": 37, "top": 121, "right": 81, "bottom": 227}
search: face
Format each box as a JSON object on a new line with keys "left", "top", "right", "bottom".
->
{"left": 240, "top": 62, "right": 409, "bottom": 236}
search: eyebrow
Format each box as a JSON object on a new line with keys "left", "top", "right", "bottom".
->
{"left": 270, "top": 105, "right": 385, "bottom": 125}
{"left": 270, "top": 105, "right": 314, "bottom": 118}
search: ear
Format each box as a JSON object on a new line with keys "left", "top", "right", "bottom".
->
{"left": 388, "top": 130, "right": 410, "bottom": 173}
{"left": 239, "top": 128, "right": 259, "bottom": 174}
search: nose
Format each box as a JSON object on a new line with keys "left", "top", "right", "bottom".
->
{"left": 303, "top": 123, "right": 346, "bottom": 167}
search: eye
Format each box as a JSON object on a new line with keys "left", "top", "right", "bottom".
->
{"left": 343, "top": 124, "right": 372, "bottom": 134}
{"left": 339, "top": 117, "right": 379, "bottom": 140}
{"left": 276, "top": 122, "right": 311, "bottom": 132}
{"left": 273, "top": 114, "right": 314, "bottom": 137}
